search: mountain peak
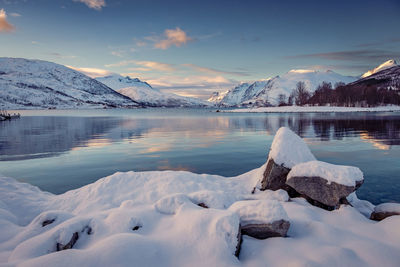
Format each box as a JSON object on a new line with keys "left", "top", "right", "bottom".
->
{"left": 362, "top": 59, "right": 398, "bottom": 78}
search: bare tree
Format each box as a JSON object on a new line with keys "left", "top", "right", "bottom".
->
{"left": 277, "top": 94, "right": 287, "bottom": 106}
{"left": 293, "top": 81, "right": 310, "bottom": 106}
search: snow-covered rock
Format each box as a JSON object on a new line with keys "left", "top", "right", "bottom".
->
{"left": 0, "top": 58, "right": 139, "bottom": 109}
{"left": 370, "top": 203, "right": 400, "bottom": 221}
{"left": 260, "top": 127, "right": 316, "bottom": 190}
{"left": 96, "top": 74, "right": 211, "bottom": 107}
{"left": 0, "top": 165, "right": 400, "bottom": 266}
{"left": 287, "top": 161, "right": 364, "bottom": 187}
{"left": 361, "top": 59, "right": 398, "bottom": 78}
{"left": 218, "top": 70, "right": 356, "bottom": 106}
{"left": 286, "top": 161, "right": 364, "bottom": 209}
{"left": 228, "top": 200, "right": 290, "bottom": 239}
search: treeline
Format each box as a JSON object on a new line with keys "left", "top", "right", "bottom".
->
{"left": 278, "top": 81, "right": 400, "bottom": 107}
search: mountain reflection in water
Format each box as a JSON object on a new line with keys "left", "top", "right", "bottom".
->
{"left": 0, "top": 109, "right": 399, "bottom": 204}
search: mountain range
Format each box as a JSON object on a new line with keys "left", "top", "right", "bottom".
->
{"left": 0, "top": 58, "right": 139, "bottom": 109}
{"left": 211, "top": 59, "right": 398, "bottom": 107}
{"left": 96, "top": 74, "right": 210, "bottom": 107}
{"left": 0, "top": 57, "right": 398, "bottom": 109}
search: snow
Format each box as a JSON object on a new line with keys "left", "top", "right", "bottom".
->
{"left": 0, "top": 165, "right": 399, "bottom": 266}
{"left": 225, "top": 105, "right": 400, "bottom": 113}
{"left": 208, "top": 91, "right": 228, "bottom": 103}
{"left": 96, "top": 74, "right": 211, "bottom": 107}
{"left": 268, "top": 127, "right": 316, "bottom": 168}
{"left": 0, "top": 58, "right": 138, "bottom": 109}
{"left": 374, "top": 203, "right": 400, "bottom": 214}
{"left": 228, "top": 200, "right": 289, "bottom": 225}
{"left": 361, "top": 59, "right": 398, "bottom": 78}
{"left": 287, "top": 161, "right": 364, "bottom": 187}
{"left": 218, "top": 70, "right": 356, "bottom": 106}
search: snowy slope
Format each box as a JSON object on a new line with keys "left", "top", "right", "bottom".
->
{"left": 218, "top": 70, "right": 356, "bottom": 107}
{"left": 208, "top": 91, "right": 228, "bottom": 103}
{"left": 0, "top": 58, "right": 139, "bottom": 109}
{"left": 96, "top": 74, "right": 211, "bottom": 107}
{"left": 351, "top": 64, "right": 400, "bottom": 90}
{"left": 361, "top": 59, "right": 398, "bottom": 78}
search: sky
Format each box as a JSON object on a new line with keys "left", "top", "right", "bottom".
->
{"left": 1, "top": 0, "right": 400, "bottom": 99}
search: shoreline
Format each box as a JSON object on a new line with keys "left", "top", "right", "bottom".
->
{"left": 223, "top": 105, "right": 400, "bottom": 113}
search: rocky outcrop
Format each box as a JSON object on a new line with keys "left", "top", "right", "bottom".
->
{"left": 260, "top": 127, "right": 316, "bottom": 191}
{"left": 286, "top": 161, "right": 364, "bottom": 210}
{"left": 229, "top": 200, "right": 290, "bottom": 240}
{"left": 241, "top": 219, "right": 290, "bottom": 239}
{"left": 286, "top": 176, "right": 363, "bottom": 210}
{"left": 370, "top": 203, "right": 400, "bottom": 221}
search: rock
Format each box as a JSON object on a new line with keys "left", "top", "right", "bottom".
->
{"left": 235, "top": 224, "right": 242, "bottom": 257}
{"left": 370, "top": 203, "right": 400, "bottom": 221}
{"left": 229, "top": 200, "right": 290, "bottom": 239}
{"left": 286, "top": 161, "right": 364, "bottom": 210}
{"left": 261, "top": 158, "right": 291, "bottom": 191}
{"left": 260, "top": 127, "right": 316, "bottom": 191}
{"left": 241, "top": 219, "right": 290, "bottom": 239}
{"left": 42, "top": 219, "right": 55, "bottom": 227}
{"left": 56, "top": 232, "right": 79, "bottom": 251}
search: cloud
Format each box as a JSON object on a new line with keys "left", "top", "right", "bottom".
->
{"left": 73, "top": 0, "right": 106, "bottom": 10}
{"left": 356, "top": 38, "right": 400, "bottom": 48}
{"left": 9, "top": 12, "right": 21, "bottom": 17}
{"left": 287, "top": 49, "right": 400, "bottom": 62}
{"left": 48, "top": 52, "right": 77, "bottom": 59}
{"left": 67, "top": 66, "right": 112, "bottom": 78}
{"left": 105, "top": 60, "right": 176, "bottom": 72}
{"left": 154, "top": 27, "right": 192, "bottom": 50}
{"left": 182, "top": 63, "right": 249, "bottom": 77}
{"left": 0, "top": 9, "right": 15, "bottom": 33}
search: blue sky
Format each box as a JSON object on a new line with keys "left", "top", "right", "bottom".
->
{"left": 1, "top": 0, "right": 400, "bottom": 98}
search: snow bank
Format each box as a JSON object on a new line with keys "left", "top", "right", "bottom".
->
{"left": 228, "top": 200, "right": 289, "bottom": 225}
{"left": 269, "top": 127, "right": 316, "bottom": 168}
{"left": 287, "top": 161, "right": 364, "bottom": 187}
{"left": 0, "top": 165, "right": 400, "bottom": 266}
{"left": 374, "top": 203, "right": 400, "bottom": 213}
{"left": 225, "top": 105, "right": 400, "bottom": 113}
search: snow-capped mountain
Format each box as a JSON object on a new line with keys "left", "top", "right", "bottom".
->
{"left": 96, "top": 74, "right": 211, "bottom": 107}
{"left": 349, "top": 63, "right": 400, "bottom": 90}
{"left": 216, "top": 69, "right": 356, "bottom": 106}
{"left": 0, "top": 58, "right": 138, "bottom": 109}
{"left": 207, "top": 91, "right": 228, "bottom": 103}
{"left": 361, "top": 59, "right": 398, "bottom": 78}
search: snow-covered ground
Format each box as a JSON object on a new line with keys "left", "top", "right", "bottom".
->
{"left": 224, "top": 105, "right": 400, "bottom": 113}
{"left": 1, "top": 164, "right": 399, "bottom": 266}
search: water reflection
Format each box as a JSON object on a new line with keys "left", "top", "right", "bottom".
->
{"left": 1, "top": 112, "right": 400, "bottom": 161}
{"left": 0, "top": 110, "right": 399, "bottom": 204}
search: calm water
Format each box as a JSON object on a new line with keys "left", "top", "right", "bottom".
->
{"left": 1, "top": 109, "right": 399, "bottom": 204}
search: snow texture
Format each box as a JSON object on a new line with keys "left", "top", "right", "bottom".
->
{"left": 288, "top": 161, "right": 364, "bottom": 187}
{"left": 268, "top": 127, "right": 316, "bottom": 168}
{"left": 0, "top": 164, "right": 399, "bottom": 266}
{"left": 374, "top": 203, "right": 400, "bottom": 213}
{"left": 228, "top": 200, "right": 289, "bottom": 225}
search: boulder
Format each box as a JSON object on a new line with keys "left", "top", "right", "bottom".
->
{"left": 261, "top": 127, "right": 316, "bottom": 191}
{"left": 370, "top": 203, "right": 400, "bottom": 221}
{"left": 229, "top": 200, "right": 290, "bottom": 239}
{"left": 286, "top": 161, "right": 364, "bottom": 210}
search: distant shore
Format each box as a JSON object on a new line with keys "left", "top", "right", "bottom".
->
{"left": 223, "top": 105, "right": 400, "bottom": 113}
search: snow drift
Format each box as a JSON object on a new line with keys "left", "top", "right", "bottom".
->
{"left": 0, "top": 129, "right": 400, "bottom": 266}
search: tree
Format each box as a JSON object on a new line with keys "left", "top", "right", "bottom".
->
{"left": 277, "top": 94, "right": 287, "bottom": 106}
{"left": 293, "top": 81, "right": 310, "bottom": 106}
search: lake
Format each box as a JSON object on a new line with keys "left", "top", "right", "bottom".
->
{"left": 0, "top": 109, "right": 399, "bottom": 205}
